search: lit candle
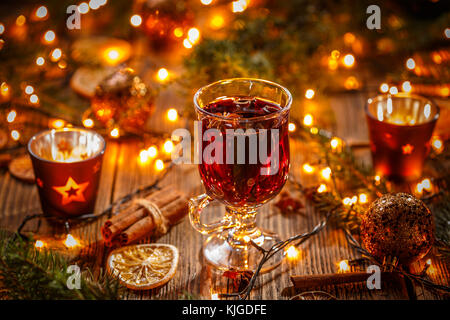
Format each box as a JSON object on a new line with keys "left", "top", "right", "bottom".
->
{"left": 366, "top": 94, "right": 439, "bottom": 180}
{"left": 28, "top": 128, "right": 105, "bottom": 217}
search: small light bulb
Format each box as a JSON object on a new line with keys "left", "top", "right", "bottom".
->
{"left": 343, "top": 54, "right": 355, "bottom": 67}
{"left": 110, "top": 128, "right": 120, "bottom": 138}
{"left": 147, "top": 146, "right": 158, "bottom": 158}
{"left": 51, "top": 119, "right": 65, "bottom": 129}
{"left": 288, "top": 123, "right": 296, "bottom": 132}
{"left": 286, "top": 246, "right": 300, "bottom": 259}
{"left": 187, "top": 28, "right": 200, "bottom": 44}
{"left": 380, "top": 83, "right": 389, "bottom": 93}
{"left": 139, "top": 149, "right": 149, "bottom": 163}
{"left": 29, "top": 94, "right": 39, "bottom": 104}
{"left": 35, "top": 240, "right": 45, "bottom": 248}
{"left": 64, "top": 234, "right": 80, "bottom": 248}
{"left": 130, "top": 14, "right": 142, "bottom": 27}
{"left": 36, "top": 56, "right": 45, "bottom": 66}
{"left": 302, "top": 163, "right": 314, "bottom": 174}
{"left": 11, "top": 130, "right": 20, "bottom": 141}
{"left": 338, "top": 260, "right": 350, "bottom": 273}
{"left": 303, "top": 114, "right": 313, "bottom": 126}
{"left": 25, "top": 85, "right": 34, "bottom": 95}
{"left": 406, "top": 58, "right": 415, "bottom": 70}
{"left": 78, "top": 2, "right": 89, "bottom": 14}
{"left": 51, "top": 48, "right": 62, "bottom": 62}
{"left": 157, "top": 68, "right": 169, "bottom": 81}
{"left": 305, "top": 89, "right": 315, "bottom": 99}
{"left": 7, "top": 110, "right": 16, "bottom": 123}
{"left": 321, "top": 167, "right": 331, "bottom": 180}
{"left": 43, "top": 30, "right": 56, "bottom": 43}
{"left": 35, "top": 6, "right": 48, "bottom": 19}
{"left": 402, "top": 81, "right": 412, "bottom": 93}
{"left": 163, "top": 140, "right": 174, "bottom": 154}
{"left": 330, "top": 137, "right": 340, "bottom": 149}
{"left": 183, "top": 38, "right": 193, "bottom": 49}
{"left": 167, "top": 108, "right": 178, "bottom": 121}
{"left": 173, "top": 27, "right": 183, "bottom": 38}
{"left": 317, "top": 184, "right": 327, "bottom": 193}
{"left": 358, "top": 193, "right": 368, "bottom": 204}
{"left": 155, "top": 159, "right": 164, "bottom": 171}
{"left": 83, "top": 118, "right": 94, "bottom": 128}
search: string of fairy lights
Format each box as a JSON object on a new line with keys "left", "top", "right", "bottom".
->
{"left": 0, "top": 0, "right": 448, "bottom": 292}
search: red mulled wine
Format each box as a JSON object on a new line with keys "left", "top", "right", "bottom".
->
{"left": 199, "top": 97, "right": 290, "bottom": 208}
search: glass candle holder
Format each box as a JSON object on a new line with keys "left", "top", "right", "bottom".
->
{"left": 28, "top": 128, "right": 106, "bottom": 218}
{"left": 365, "top": 93, "right": 439, "bottom": 181}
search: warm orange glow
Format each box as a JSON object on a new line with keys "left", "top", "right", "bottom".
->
{"left": 303, "top": 114, "right": 313, "bottom": 126}
{"left": 83, "top": 118, "right": 94, "bottom": 128}
{"left": 310, "top": 127, "right": 318, "bottom": 135}
{"left": 343, "top": 54, "right": 355, "bottom": 67}
{"left": 7, "top": 110, "right": 16, "bottom": 123}
{"left": 321, "top": 167, "right": 331, "bottom": 180}
{"left": 342, "top": 197, "right": 352, "bottom": 206}
{"left": 402, "top": 144, "right": 414, "bottom": 155}
{"left": 103, "top": 47, "right": 127, "bottom": 65}
{"left": 374, "top": 175, "right": 381, "bottom": 183}
{"left": 305, "top": 89, "right": 315, "bottom": 99}
{"left": 286, "top": 245, "right": 300, "bottom": 260}
{"left": 58, "top": 60, "right": 68, "bottom": 69}
{"left": 201, "top": 0, "right": 213, "bottom": 5}
{"left": 343, "top": 32, "right": 356, "bottom": 45}
{"left": 51, "top": 119, "right": 65, "bottom": 129}
{"left": 157, "top": 68, "right": 169, "bottom": 82}
{"left": 288, "top": 123, "right": 296, "bottom": 132}
{"left": 317, "top": 184, "right": 327, "bottom": 193}
{"left": 344, "top": 76, "right": 359, "bottom": 90}
{"left": 210, "top": 15, "right": 225, "bottom": 29}
{"left": 11, "top": 130, "right": 20, "bottom": 141}
{"left": 64, "top": 234, "right": 80, "bottom": 248}
{"left": 167, "top": 108, "right": 178, "bottom": 121}
{"left": 130, "top": 14, "right": 142, "bottom": 27}
{"left": 43, "top": 30, "right": 56, "bottom": 44}
{"left": 330, "top": 137, "right": 340, "bottom": 150}
{"left": 302, "top": 163, "right": 314, "bottom": 174}
{"left": 1, "top": 82, "right": 10, "bottom": 98}
{"left": 155, "top": 159, "right": 164, "bottom": 171}
{"left": 173, "top": 27, "right": 183, "bottom": 38}
{"left": 16, "top": 15, "right": 26, "bottom": 26}
{"left": 338, "top": 260, "right": 350, "bottom": 273}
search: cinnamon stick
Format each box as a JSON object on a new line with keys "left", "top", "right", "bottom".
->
{"left": 102, "top": 186, "right": 182, "bottom": 240}
{"left": 290, "top": 272, "right": 402, "bottom": 290}
{"left": 119, "top": 195, "right": 188, "bottom": 245}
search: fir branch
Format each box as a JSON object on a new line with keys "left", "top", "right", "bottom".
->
{"left": 0, "top": 232, "right": 123, "bottom": 300}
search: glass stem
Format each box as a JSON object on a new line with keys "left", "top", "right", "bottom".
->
{"left": 226, "top": 207, "right": 261, "bottom": 246}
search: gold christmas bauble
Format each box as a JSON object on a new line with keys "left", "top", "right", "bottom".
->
{"left": 360, "top": 193, "right": 434, "bottom": 266}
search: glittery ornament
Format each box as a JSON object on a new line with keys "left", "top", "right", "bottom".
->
{"left": 360, "top": 193, "right": 434, "bottom": 266}
{"left": 91, "top": 68, "right": 155, "bottom": 134}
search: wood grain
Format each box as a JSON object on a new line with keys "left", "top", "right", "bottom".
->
{"left": 0, "top": 91, "right": 448, "bottom": 300}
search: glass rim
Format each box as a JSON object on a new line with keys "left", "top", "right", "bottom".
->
{"left": 365, "top": 93, "right": 440, "bottom": 127}
{"left": 28, "top": 127, "right": 106, "bottom": 164}
{"left": 193, "top": 78, "right": 292, "bottom": 122}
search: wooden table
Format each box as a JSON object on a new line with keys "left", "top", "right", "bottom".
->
{"left": 0, "top": 89, "right": 448, "bottom": 300}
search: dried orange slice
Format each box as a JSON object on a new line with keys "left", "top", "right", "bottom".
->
{"left": 107, "top": 243, "right": 179, "bottom": 290}
{"left": 9, "top": 154, "right": 35, "bottom": 183}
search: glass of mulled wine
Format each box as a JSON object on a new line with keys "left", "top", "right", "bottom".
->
{"left": 189, "top": 78, "right": 292, "bottom": 272}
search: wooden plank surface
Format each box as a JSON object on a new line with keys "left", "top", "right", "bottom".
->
{"left": 0, "top": 91, "right": 448, "bottom": 300}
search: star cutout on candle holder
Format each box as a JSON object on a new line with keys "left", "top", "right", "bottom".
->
{"left": 52, "top": 177, "right": 89, "bottom": 205}
{"left": 36, "top": 177, "right": 43, "bottom": 188}
{"left": 402, "top": 144, "right": 414, "bottom": 155}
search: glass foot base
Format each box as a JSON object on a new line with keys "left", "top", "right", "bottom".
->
{"left": 202, "top": 229, "right": 283, "bottom": 273}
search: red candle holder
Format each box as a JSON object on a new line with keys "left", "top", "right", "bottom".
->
{"left": 28, "top": 128, "right": 106, "bottom": 218}
{"left": 365, "top": 93, "right": 439, "bottom": 181}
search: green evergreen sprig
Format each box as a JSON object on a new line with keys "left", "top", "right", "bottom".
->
{"left": 0, "top": 232, "right": 123, "bottom": 300}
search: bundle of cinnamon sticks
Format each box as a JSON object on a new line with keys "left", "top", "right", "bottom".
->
{"left": 101, "top": 185, "right": 188, "bottom": 247}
